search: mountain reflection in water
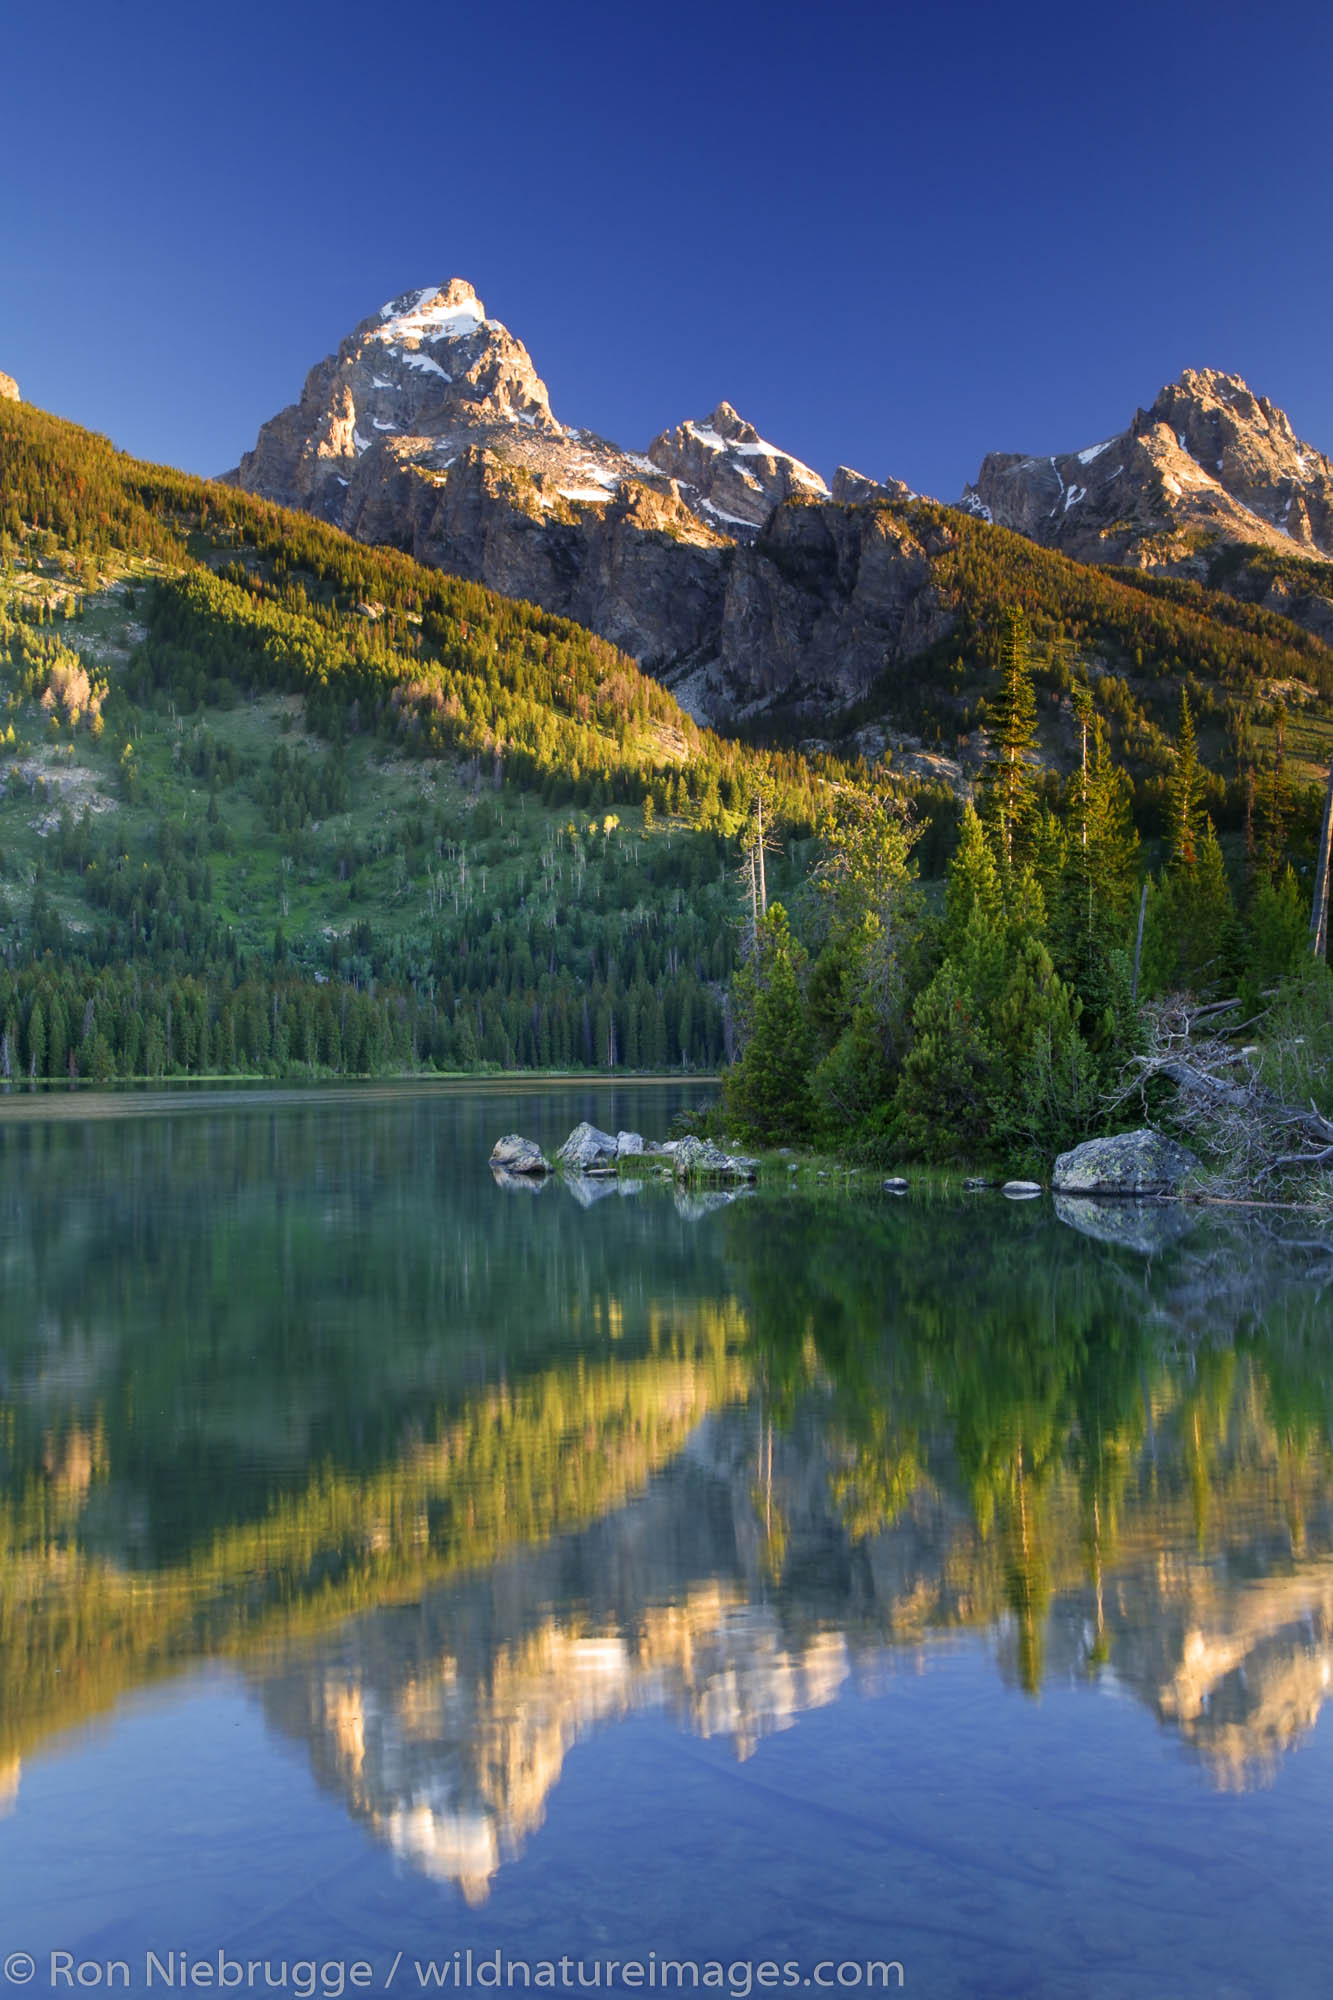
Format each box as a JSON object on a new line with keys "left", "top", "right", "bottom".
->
{"left": 1, "top": 1087, "right": 1332, "bottom": 1907}
{"left": 251, "top": 1354, "right": 1333, "bottom": 1900}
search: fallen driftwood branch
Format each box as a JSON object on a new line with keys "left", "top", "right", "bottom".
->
{"left": 1110, "top": 998, "right": 1333, "bottom": 1192}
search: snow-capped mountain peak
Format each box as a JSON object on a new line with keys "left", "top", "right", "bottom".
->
{"left": 374, "top": 280, "right": 489, "bottom": 347}
{"left": 647, "top": 401, "right": 828, "bottom": 530}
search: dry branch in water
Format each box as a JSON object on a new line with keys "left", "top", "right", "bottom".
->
{"left": 1110, "top": 996, "right": 1333, "bottom": 1195}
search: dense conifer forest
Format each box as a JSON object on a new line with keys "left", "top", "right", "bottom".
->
{"left": 0, "top": 401, "right": 847, "bottom": 1077}
{"left": 2, "top": 393, "right": 1331, "bottom": 1169}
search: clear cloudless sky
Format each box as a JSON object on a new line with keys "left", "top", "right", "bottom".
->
{"left": 4, "top": 0, "right": 1331, "bottom": 499}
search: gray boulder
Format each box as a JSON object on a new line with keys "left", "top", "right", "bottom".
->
{"left": 488, "top": 1134, "right": 551, "bottom": 1176}
{"left": 616, "top": 1130, "right": 645, "bottom": 1158}
{"left": 672, "top": 1135, "right": 756, "bottom": 1182}
{"left": 1052, "top": 1129, "right": 1199, "bottom": 1197}
{"left": 556, "top": 1122, "right": 620, "bottom": 1171}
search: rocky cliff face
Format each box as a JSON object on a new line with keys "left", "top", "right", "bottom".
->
{"left": 0, "top": 373, "right": 19, "bottom": 404}
{"left": 831, "top": 464, "right": 916, "bottom": 506}
{"left": 230, "top": 280, "right": 786, "bottom": 665}
{"left": 234, "top": 297, "right": 1333, "bottom": 728}
{"left": 962, "top": 367, "right": 1333, "bottom": 575}
{"left": 646, "top": 399, "right": 828, "bottom": 531}
{"left": 231, "top": 281, "right": 941, "bottom": 704}
{"left": 670, "top": 495, "right": 957, "bottom": 723}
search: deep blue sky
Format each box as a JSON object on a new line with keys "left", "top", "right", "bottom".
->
{"left": 5, "top": 0, "right": 1331, "bottom": 500}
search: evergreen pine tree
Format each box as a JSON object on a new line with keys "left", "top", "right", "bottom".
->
{"left": 1167, "top": 691, "right": 1203, "bottom": 870}
{"left": 722, "top": 904, "right": 814, "bottom": 1143}
{"left": 980, "top": 610, "right": 1039, "bottom": 869}
{"left": 1142, "top": 818, "right": 1238, "bottom": 998}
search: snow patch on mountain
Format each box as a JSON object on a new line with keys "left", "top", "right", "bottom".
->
{"left": 376, "top": 285, "right": 486, "bottom": 347}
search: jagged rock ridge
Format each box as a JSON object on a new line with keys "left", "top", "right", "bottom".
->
{"left": 961, "top": 366, "right": 1333, "bottom": 575}
{"left": 231, "top": 278, "right": 946, "bottom": 724}
{"left": 646, "top": 399, "right": 828, "bottom": 530}
{"left": 233, "top": 297, "right": 1333, "bottom": 728}
{"left": 233, "top": 278, "right": 958, "bottom": 723}
{"left": 231, "top": 280, "right": 850, "bottom": 668}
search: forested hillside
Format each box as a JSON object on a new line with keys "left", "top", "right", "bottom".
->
{"left": 3, "top": 393, "right": 1332, "bottom": 1112}
{"left": 817, "top": 494, "right": 1333, "bottom": 837}
{"left": 0, "top": 400, "right": 855, "bottom": 1079}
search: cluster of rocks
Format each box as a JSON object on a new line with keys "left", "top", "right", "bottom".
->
{"left": 880, "top": 1131, "right": 1202, "bottom": 1216}
{"left": 488, "top": 1123, "right": 757, "bottom": 1189}
{"left": 492, "top": 1124, "right": 1204, "bottom": 1258}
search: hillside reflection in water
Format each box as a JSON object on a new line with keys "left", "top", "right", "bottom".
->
{"left": 1, "top": 1084, "right": 1332, "bottom": 1993}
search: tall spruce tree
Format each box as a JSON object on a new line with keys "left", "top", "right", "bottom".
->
{"left": 981, "top": 610, "right": 1039, "bottom": 869}
{"left": 1049, "top": 704, "right": 1138, "bottom": 1011}
{"left": 721, "top": 904, "right": 814, "bottom": 1143}
{"left": 1167, "top": 690, "right": 1203, "bottom": 870}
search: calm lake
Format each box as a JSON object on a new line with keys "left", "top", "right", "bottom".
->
{"left": 2, "top": 1082, "right": 1332, "bottom": 1999}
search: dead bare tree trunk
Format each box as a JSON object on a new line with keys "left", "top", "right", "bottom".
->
{"left": 1310, "top": 755, "right": 1333, "bottom": 960}
{"left": 1131, "top": 879, "right": 1149, "bottom": 1004}
{"left": 756, "top": 790, "right": 767, "bottom": 920}
{"left": 739, "top": 843, "right": 758, "bottom": 962}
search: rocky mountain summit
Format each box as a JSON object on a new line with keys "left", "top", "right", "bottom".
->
{"left": 235, "top": 279, "right": 644, "bottom": 525}
{"left": 232, "top": 295, "right": 1333, "bottom": 730}
{"left": 961, "top": 367, "right": 1333, "bottom": 576}
{"left": 230, "top": 277, "right": 958, "bottom": 719}
{"left": 234, "top": 280, "right": 829, "bottom": 541}
{"left": 646, "top": 400, "right": 828, "bottom": 530}
{"left": 0, "top": 373, "right": 19, "bottom": 403}
{"left": 231, "top": 280, "right": 846, "bottom": 665}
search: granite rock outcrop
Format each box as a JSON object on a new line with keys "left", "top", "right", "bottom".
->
{"left": 961, "top": 368, "right": 1333, "bottom": 625}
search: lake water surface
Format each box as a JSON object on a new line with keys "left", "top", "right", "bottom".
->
{"left": 2, "top": 1082, "right": 1332, "bottom": 1998}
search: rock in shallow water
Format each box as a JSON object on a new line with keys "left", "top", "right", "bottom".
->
{"left": 556, "top": 1122, "right": 620, "bottom": 1171}
{"left": 1052, "top": 1129, "right": 1199, "bottom": 1197}
{"left": 672, "top": 1135, "right": 756, "bottom": 1181}
{"left": 488, "top": 1134, "right": 551, "bottom": 1176}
